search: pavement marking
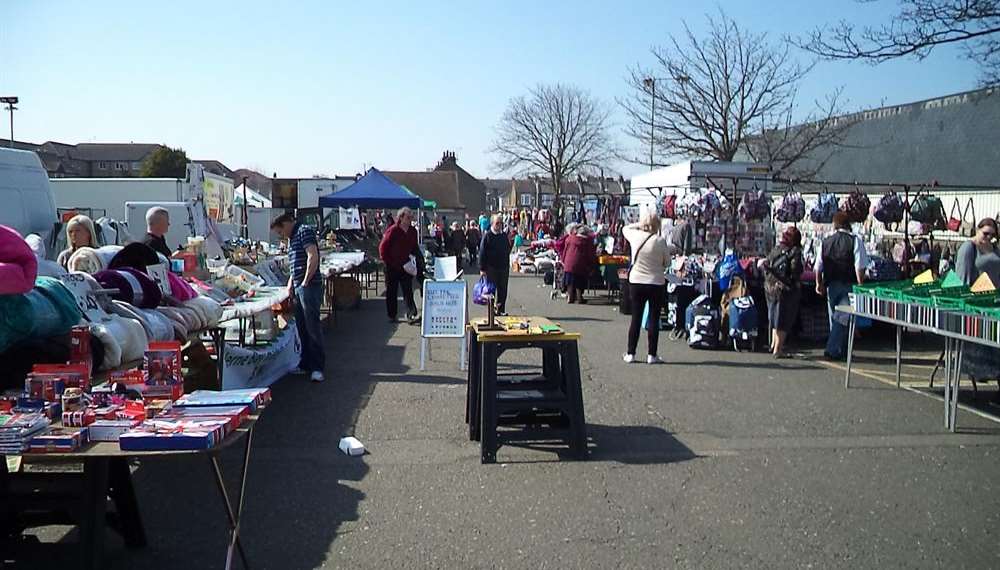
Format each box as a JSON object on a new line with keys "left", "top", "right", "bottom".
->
{"left": 816, "top": 359, "right": 1000, "bottom": 427}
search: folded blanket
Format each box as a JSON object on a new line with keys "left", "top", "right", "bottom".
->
{"left": 94, "top": 268, "right": 163, "bottom": 309}
{"left": 0, "top": 225, "right": 38, "bottom": 295}
{"left": 184, "top": 296, "right": 223, "bottom": 328}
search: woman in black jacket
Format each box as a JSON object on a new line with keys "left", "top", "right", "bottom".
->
{"left": 478, "top": 214, "right": 512, "bottom": 315}
{"left": 761, "top": 226, "right": 804, "bottom": 358}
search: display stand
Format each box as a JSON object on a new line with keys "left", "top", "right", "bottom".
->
{"left": 418, "top": 268, "right": 467, "bottom": 371}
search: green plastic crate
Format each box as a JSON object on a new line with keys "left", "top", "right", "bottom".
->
{"left": 873, "top": 280, "right": 913, "bottom": 300}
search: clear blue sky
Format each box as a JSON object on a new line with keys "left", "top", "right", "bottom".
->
{"left": 0, "top": 0, "right": 980, "bottom": 179}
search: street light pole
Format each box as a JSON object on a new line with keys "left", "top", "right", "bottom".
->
{"left": 0, "top": 97, "right": 17, "bottom": 147}
{"left": 642, "top": 79, "right": 655, "bottom": 170}
{"left": 241, "top": 175, "right": 249, "bottom": 239}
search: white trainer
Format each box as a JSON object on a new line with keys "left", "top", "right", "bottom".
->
{"left": 310, "top": 371, "right": 325, "bottom": 383}
{"left": 622, "top": 353, "right": 635, "bottom": 364}
{"left": 647, "top": 355, "right": 665, "bottom": 364}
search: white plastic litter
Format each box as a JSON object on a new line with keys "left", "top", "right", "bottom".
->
{"left": 339, "top": 436, "right": 365, "bottom": 456}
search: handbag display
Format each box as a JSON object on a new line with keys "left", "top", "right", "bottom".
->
{"left": 809, "top": 193, "right": 839, "bottom": 224}
{"left": 774, "top": 191, "right": 806, "bottom": 223}
{"left": 947, "top": 197, "right": 962, "bottom": 232}
{"left": 843, "top": 189, "right": 871, "bottom": 224}
{"left": 661, "top": 194, "right": 677, "bottom": 219}
{"left": 873, "top": 191, "right": 904, "bottom": 228}
{"left": 909, "top": 190, "right": 945, "bottom": 227}
{"left": 960, "top": 197, "right": 977, "bottom": 237}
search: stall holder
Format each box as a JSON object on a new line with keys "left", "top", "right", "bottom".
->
{"left": 1, "top": 411, "right": 263, "bottom": 570}
{"left": 465, "top": 317, "right": 587, "bottom": 464}
{"left": 841, "top": 300, "right": 1000, "bottom": 432}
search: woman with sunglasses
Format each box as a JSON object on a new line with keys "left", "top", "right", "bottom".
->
{"left": 955, "top": 217, "right": 1000, "bottom": 287}
{"left": 955, "top": 217, "right": 1000, "bottom": 403}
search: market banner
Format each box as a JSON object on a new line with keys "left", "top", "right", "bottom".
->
{"left": 222, "top": 325, "right": 300, "bottom": 389}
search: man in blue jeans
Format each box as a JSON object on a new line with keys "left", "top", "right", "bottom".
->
{"left": 814, "top": 211, "right": 869, "bottom": 360}
{"left": 271, "top": 213, "right": 325, "bottom": 382}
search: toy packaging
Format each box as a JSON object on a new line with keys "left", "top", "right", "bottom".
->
{"left": 143, "top": 341, "right": 183, "bottom": 386}
{"left": 119, "top": 418, "right": 230, "bottom": 451}
{"left": 28, "top": 427, "right": 89, "bottom": 453}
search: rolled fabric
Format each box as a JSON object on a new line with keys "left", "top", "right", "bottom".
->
{"left": 108, "top": 242, "right": 161, "bottom": 271}
{"left": 68, "top": 245, "right": 123, "bottom": 274}
{"left": 138, "top": 308, "right": 176, "bottom": 341}
{"left": 115, "top": 314, "right": 149, "bottom": 363}
{"left": 90, "top": 322, "right": 123, "bottom": 369}
{"left": 109, "top": 300, "right": 154, "bottom": 341}
{"left": 183, "top": 296, "right": 222, "bottom": 328}
{"left": 156, "top": 307, "right": 190, "bottom": 340}
{"left": 167, "top": 272, "right": 198, "bottom": 302}
{"left": 93, "top": 268, "right": 162, "bottom": 309}
{"left": 0, "top": 225, "right": 39, "bottom": 295}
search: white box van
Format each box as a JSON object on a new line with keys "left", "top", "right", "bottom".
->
{"left": 0, "top": 148, "right": 58, "bottom": 245}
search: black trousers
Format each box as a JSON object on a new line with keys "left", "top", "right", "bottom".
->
{"left": 385, "top": 267, "right": 417, "bottom": 319}
{"left": 486, "top": 268, "right": 509, "bottom": 313}
{"left": 627, "top": 282, "right": 664, "bottom": 357}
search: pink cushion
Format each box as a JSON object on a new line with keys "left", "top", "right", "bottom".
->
{"left": 0, "top": 225, "right": 38, "bottom": 295}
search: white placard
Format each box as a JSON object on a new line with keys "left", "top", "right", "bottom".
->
{"left": 58, "top": 273, "right": 107, "bottom": 322}
{"left": 433, "top": 256, "right": 459, "bottom": 281}
{"left": 338, "top": 207, "right": 362, "bottom": 230}
{"left": 146, "top": 263, "right": 172, "bottom": 296}
{"left": 420, "top": 280, "right": 467, "bottom": 338}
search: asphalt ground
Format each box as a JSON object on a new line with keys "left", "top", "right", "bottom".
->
{"left": 7, "top": 273, "right": 1000, "bottom": 569}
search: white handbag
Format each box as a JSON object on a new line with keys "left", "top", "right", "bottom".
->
{"left": 403, "top": 255, "right": 418, "bottom": 276}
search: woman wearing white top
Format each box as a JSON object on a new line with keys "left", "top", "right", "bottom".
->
{"left": 622, "top": 210, "right": 673, "bottom": 364}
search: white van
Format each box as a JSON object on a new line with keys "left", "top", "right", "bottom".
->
{"left": 0, "top": 147, "right": 58, "bottom": 246}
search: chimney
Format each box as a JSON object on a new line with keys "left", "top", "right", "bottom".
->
{"left": 436, "top": 150, "right": 458, "bottom": 171}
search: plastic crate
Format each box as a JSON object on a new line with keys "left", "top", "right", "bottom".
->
{"left": 873, "top": 280, "right": 913, "bottom": 300}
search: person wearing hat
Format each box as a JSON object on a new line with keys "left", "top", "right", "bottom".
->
{"left": 761, "top": 226, "right": 804, "bottom": 358}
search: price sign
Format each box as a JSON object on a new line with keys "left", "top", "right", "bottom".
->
{"left": 146, "top": 263, "right": 172, "bottom": 296}
{"left": 58, "top": 273, "right": 107, "bottom": 323}
{"left": 420, "top": 280, "right": 467, "bottom": 338}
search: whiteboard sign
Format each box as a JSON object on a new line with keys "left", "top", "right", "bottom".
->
{"left": 146, "top": 263, "right": 172, "bottom": 296}
{"left": 420, "top": 280, "right": 467, "bottom": 338}
{"left": 59, "top": 273, "right": 107, "bottom": 322}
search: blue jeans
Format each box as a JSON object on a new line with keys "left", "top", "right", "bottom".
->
{"left": 294, "top": 281, "right": 326, "bottom": 373}
{"left": 825, "top": 281, "right": 851, "bottom": 358}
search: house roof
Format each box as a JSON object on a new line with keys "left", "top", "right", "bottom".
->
{"left": 194, "top": 159, "right": 235, "bottom": 179}
{"left": 70, "top": 143, "right": 164, "bottom": 162}
{"left": 384, "top": 170, "right": 465, "bottom": 210}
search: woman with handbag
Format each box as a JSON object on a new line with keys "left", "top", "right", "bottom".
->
{"left": 623, "top": 210, "right": 673, "bottom": 364}
{"left": 378, "top": 207, "right": 420, "bottom": 323}
{"left": 760, "top": 226, "right": 804, "bottom": 359}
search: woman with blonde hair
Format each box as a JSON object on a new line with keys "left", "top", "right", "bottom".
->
{"left": 622, "top": 210, "right": 673, "bottom": 364}
{"left": 57, "top": 214, "right": 99, "bottom": 269}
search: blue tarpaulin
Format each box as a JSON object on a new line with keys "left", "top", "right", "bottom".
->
{"left": 318, "top": 168, "right": 422, "bottom": 209}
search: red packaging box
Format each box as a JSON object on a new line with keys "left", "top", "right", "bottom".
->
{"left": 107, "top": 368, "right": 145, "bottom": 389}
{"left": 69, "top": 326, "right": 92, "bottom": 374}
{"left": 25, "top": 377, "right": 66, "bottom": 402}
{"left": 144, "top": 342, "right": 183, "bottom": 386}
{"left": 62, "top": 409, "right": 96, "bottom": 427}
{"left": 115, "top": 400, "right": 147, "bottom": 423}
{"left": 30, "top": 363, "right": 91, "bottom": 392}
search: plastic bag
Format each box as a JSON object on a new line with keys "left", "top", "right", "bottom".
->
{"left": 472, "top": 276, "right": 496, "bottom": 306}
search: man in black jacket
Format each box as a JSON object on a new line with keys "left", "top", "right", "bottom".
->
{"left": 478, "top": 214, "right": 512, "bottom": 315}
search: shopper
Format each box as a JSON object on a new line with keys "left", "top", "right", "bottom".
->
{"left": 623, "top": 210, "right": 672, "bottom": 364}
{"left": 815, "top": 211, "right": 869, "bottom": 361}
{"left": 762, "top": 226, "right": 804, "bottom": 359}
{"left": 57, "top": 214, "right": 99, "bottom": 269}
{"left": 270, "top": 213, "right": 325, "bottom": 383}
{"left": 563, "top": 225, "right": 597, "bottom": 304}
{"left": 379, "top": 207, "right": 420, "bottom": 324}
{"left": 143, "top": 206, "right": 172, "bottom": 258}
{"left": 479, "top": 214, "right": 512, "bottom": 315}
{"left": 955, "top": 217, "right": 1000, "bottom": 287}
{"left": 447, "top": 221, "right": 467, "bottom": 264}
{"left": 466, "top": 221, "right": 481, "bottom": 262}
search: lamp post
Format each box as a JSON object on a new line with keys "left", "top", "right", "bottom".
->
{"left": 241, "top": 175, "right": 249, "bottom": 239}
{"left": 0, "top": 97, "right": 17, "bottom": 147}
{"left": 642, "top": 79, "right": 655, "bottom": 170}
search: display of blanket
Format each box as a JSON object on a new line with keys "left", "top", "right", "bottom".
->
{"left": 94, "top": 268, "right": 163, "bottom": 309}
{"left": 108, "top": 242, "right": 165, "bottom": 271}
{"left": 0, "top": 277, "right": 82, "bottom": 353}
{"left": 0, "top": 224, "right": 39, "bottom": 295}
{"left": 91, "top": 315, "right": 148, "bottom": 369}
{"left": 109, "top": 300, "right": 176, "bottom": 342}
{"left": 168, "top": 271, "right": 199, "bottom": 301}
{"left": 67, "top": 245, "right": 123, "bottom": 273}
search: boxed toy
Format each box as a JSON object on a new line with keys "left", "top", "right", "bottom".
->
{"left": 174, "top": 388, "right": 271, "bottom": 412}
{"left": 69, "top": 326, "right": 93, "bottom": 374}
{"left": 28, "top": 363, "right": 91, "bottom": 393}
{"left": 62, "top": 408, "right": 97, "bottom": 427}
{"left": 144, "top": 341, "right": 183, "bottom": 386}
{"left": 115, "top": 400, "right": 147, "bottom": 423}
{"left": 28, "top": 427, "right": 89, "bottom": 453}
{"left": 155, "top": 405, "right": 250, "bottom": 434}
{"left": 25, "top": 376, "right": 65, "bottom": 402}
{"left": 89, "top": 418, "right": 142, "bottom": 442}
{"left": 119, "top": 418, "right": 230, "bottom": 451}
{"left": 107, "top": 368, "right": 145, "bottom": 390}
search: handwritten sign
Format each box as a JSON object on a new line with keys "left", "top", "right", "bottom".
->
{"left": 420, "top": 280, "right": 467, "bottom": 338}
{"left": 146, "top": 264, "right": 172, "bottom": 296}
{"left": 58, "top": 273, "right": 107, "bottom": 323}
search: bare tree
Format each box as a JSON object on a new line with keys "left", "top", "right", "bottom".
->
{"left": 796, "top": 0, "right": 1000, "bottom": 85}
{"left": 492, "top": 83, "right": 616, "bottom": 208}
{"left": 620, "top": 11, "right": 855, "bottom": 177}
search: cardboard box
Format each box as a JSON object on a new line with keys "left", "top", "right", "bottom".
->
{"left": 144, "top": 341, "right": 183, "bottom": 386}
{"left": 30, "top": 363, "right": 91, "bottom": 392}
{"left": 89, "top": 419, "right": 141, "bottom": 442}
{"left": 62, "top": 409, "right": 96, "bottom": 427}
{"left": 28, "top": 427, "right": 88, "bottom": 453}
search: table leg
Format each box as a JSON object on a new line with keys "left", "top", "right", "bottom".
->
{"left": 107, "top": 458, "right": 146, "bottom": 549}
{"left": 79, "top": 457, "right": 109, "bottom": 570}
{"left": 895, "top": 326, "right": 903, "bottom": 388}
{"left": 943, "top": 338, "right": 952, "bottom": 429}
{"left": 480, "top": 343, "right": 498, "bottom": 464}
{"left": 844, "top": 314, "right": 857, "bottom": 388}
{"left": 209, "top": 424, "right": 255, "bottom": 570}
{"left": 951, "top": 342, "right": 964, "bottom": 432}
{"left": 209, "top": 327, "right": 227, "bottom": 389}
{"left": 467, "top": 334, "right": 482, "bottom": 441}
{"left": 564, "top": 341, "right": 588, "bottom": 460}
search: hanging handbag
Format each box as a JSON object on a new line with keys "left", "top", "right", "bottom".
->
{"left": 843, "top": 188, "right": 871, "bottom": 224}
{"left": 662, "top": 194, "right": 677, "bottom": 219}
{"left": 873, "top": 191, "right": 904, "bottom": 227}
{"left": 960, "top": 197, "right": 977, "bottom": 237}
{"left": 946, "top": 197, "right": 962, "bottom": 232}
{"left": 909, "top": 190, "right": 945, "bottom": 226}
{"left": 774, "top": 191, "right": 806, "bottom": 223}
{"left": 810, "top": 192, "right": 839, "bottom": 224}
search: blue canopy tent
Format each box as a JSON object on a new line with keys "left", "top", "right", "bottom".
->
{"left": 318, "top": 168, "right": 422, "bottom": 209}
